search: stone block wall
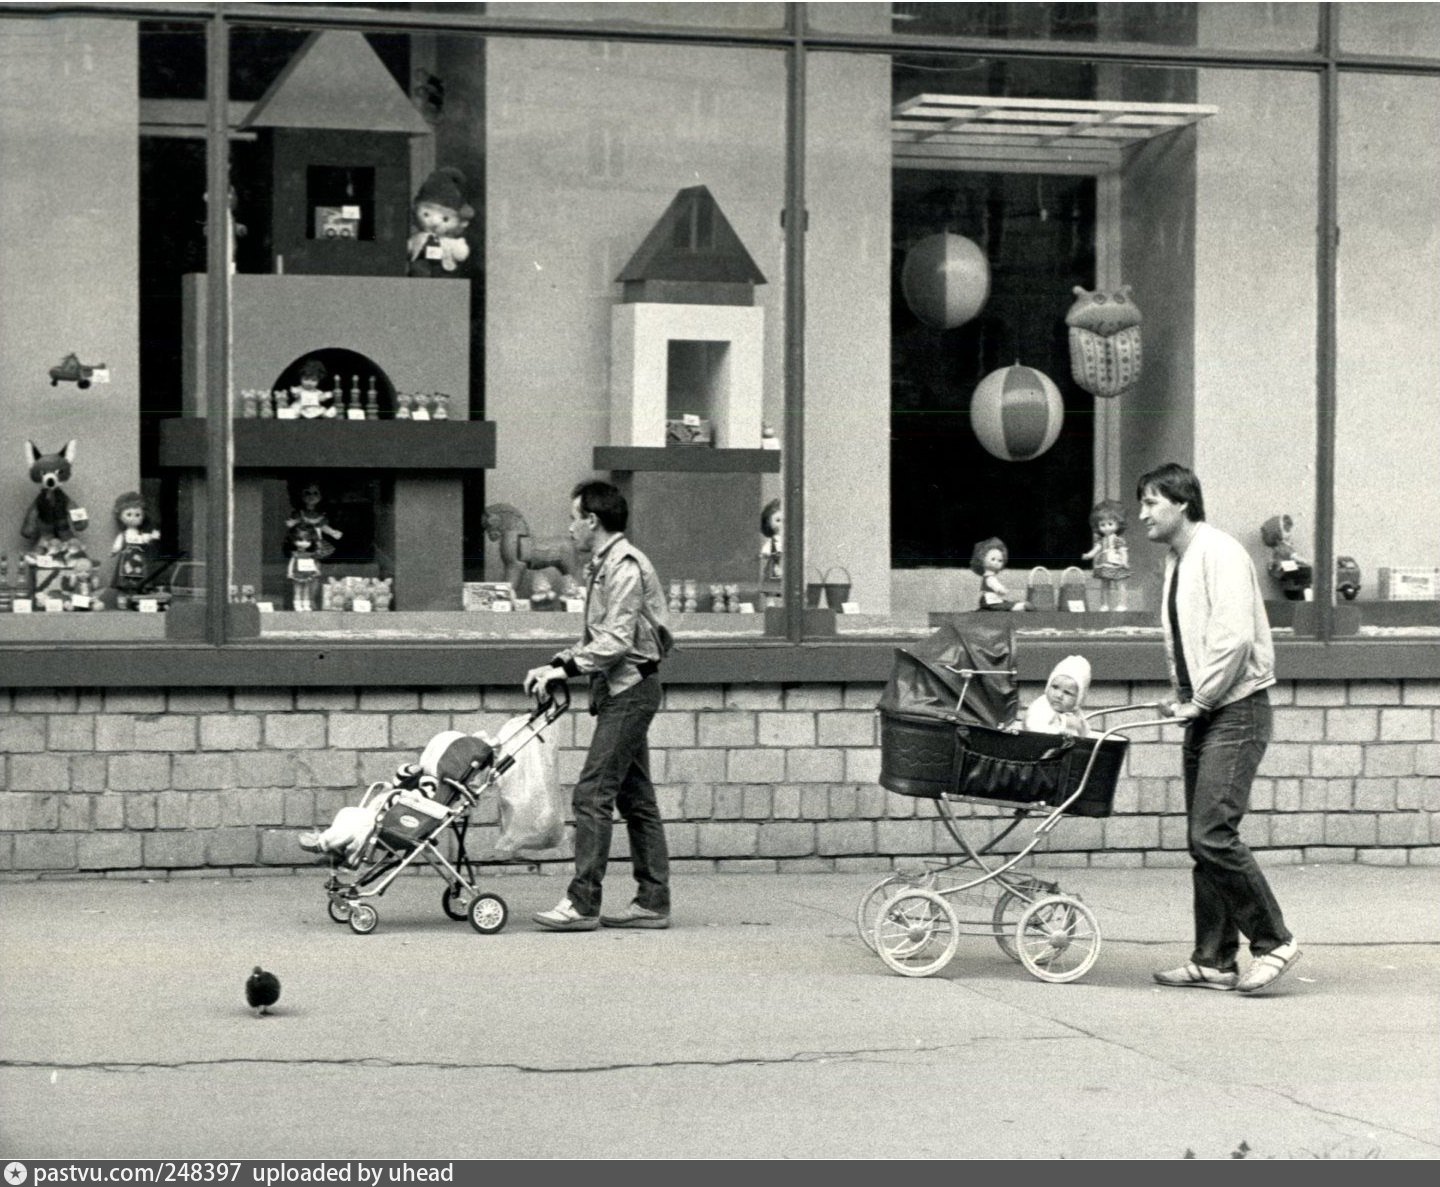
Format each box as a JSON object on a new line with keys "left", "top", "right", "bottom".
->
{"left": 1, "top": 679, "right": 1438, "bottom": 877}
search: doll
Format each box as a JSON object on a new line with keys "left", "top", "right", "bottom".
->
{"left": 970, "top": 537, "right": 1031, "bottom": 612}
{"left": 1081, "top": 498, "right": 1131, "bottom": 611}
{"left": 760, "top": 498, "right": 783, "bottom": 582}
{"left": 1022, "top": 655, "right": 1092, "bottom": 737}
{"left": 290, "top": 359, "right": 336, "bottom": 419}
{"left": 285, "top": 483, "right": 343, "bottom": 560}
{"left": 1260, "top": 514, "right": 1313, "bottom": 601}
{"left": 109, "top": 491, "right": 161, "bottom": 603}
{"left": 284, "top": 522, "right": 324, "bottom": 611}
{"left": 406, "top": 167, "right": 475, "bottom": 278}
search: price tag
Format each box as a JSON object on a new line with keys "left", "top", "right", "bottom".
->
{"left": 71, "top": 594, "right": 92, "bottom": 610}
{"left": 70, "top": 506, "right": 89, "bottom": 527}
{"left": 1280, "top": 560, "right": 1298, "bottom": 572}
{"left": 682, "top": 413, "right": 701, "bottom": 426}
{"left": 1066, "top": 599, "right": 1087, "bottom": 613}
{"left": 351, "top": 597, "right": 373, "bottom": 613}
{"left": 737, "top": 602, "right": 755, "bottom": 614}
{"left": 257, "top": 602, "right": 274, "bottom": 613}
{"left": 43, "top": 597, "right": 66, "bottom": 612}
{"left": 425, "top": 243, "right": 443, "bottom": 260}
{"left": 492, "top": 602, "right": 513, "bottom": 612}
{"left": 137, "top": 598, "right": 160, "bottom": 613}
{"left": 295, "top": 557, "right": 318, "bottom": 574}
{"left": 841, "top": 601, "right": 860, "bottom": 614}
{"left": 346, "top": 407, "right": 366, "bottom": 420}
{"left": 341, "top": 205, "right": 362, "bottom": 220}
{"left": 12, "top": 598, "right": 33, "bottom": 613}
{"left": 411, "top": 408, "right": 431, "bottom": 421}
{"left": 561, "top": 597, "right": 585, "bottom": 613}
{"left": 91, "top": 368, "right": 111, "bottom": 384}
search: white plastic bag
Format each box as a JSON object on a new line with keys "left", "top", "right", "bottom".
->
{"left": 493, "top": 713, "right": 566, "bottom": 855}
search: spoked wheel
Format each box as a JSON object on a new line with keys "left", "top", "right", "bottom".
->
{"left": 874, "top": 889, "right": 960, "bottom": 978}
{"left": 856, "top": 871, "right": 933, "bottom": 953}
{"left": 468, "top": 892, "right": 509, "bottom": 935}
{"left": 327, "top": 897, "right": 352, "bottom": 924}
{"left": 991, "top": 876, "right": 1058, "bottom": 962}
{"left": 1015, "top": 894, "right": 1100, "bottom": 983}
{"left": 442, "top": 883, "right": 470, "bottom": 921}
{"left": 347, "top": 902, "right": 379, "bottom": 935}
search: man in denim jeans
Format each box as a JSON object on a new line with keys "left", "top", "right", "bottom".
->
{"left": 523, "top": 480, "right": 672, "bottom": 932}
{"left": 1137, "top": 463, "right": 1300, "bottom": 994}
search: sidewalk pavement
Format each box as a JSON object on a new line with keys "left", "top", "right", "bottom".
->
{"left": 1, "top": 861, "right": 1437, "bottom": 1160}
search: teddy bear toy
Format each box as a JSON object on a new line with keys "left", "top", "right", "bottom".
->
{"left": 406, "top": 167, "right": 475, "bottom": 278}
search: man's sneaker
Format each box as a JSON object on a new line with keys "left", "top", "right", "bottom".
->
{"left": 1235, "top": 941, "right": 1301, "bottom": 994}
{"left": 1152, "top": 961, "right": 1238, "bottom": 990}
{"left": 532, "top": 898, "right": 600, "bottom": 932}
{"left": 601, "top": 902, "right": 670, "bottom": 929}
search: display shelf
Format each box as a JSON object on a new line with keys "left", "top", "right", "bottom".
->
{"left": 159, "top": 418, "right": 497, "bottom": 471}
{"left": 593, "top": 446, "right": 780, "bottom": 474}
{"left": 929, "top": 610, "right": 1158, "bottom": 630}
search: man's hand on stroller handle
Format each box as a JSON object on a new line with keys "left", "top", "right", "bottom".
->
{"left": 523, "top": 663, "right": 564, "bottom": 697}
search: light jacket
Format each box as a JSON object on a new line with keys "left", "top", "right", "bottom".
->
{"left": 1161, "top": 521, "right": 1276, "bottom": 713}
{"left": 554, "top": 534, "right": 668, "bottom": 696}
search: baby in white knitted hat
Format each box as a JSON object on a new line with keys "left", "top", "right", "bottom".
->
{"left": 1022, "top": 654, "right": 1092, "bottom": 737}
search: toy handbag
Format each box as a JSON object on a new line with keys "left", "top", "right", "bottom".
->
{"left": 1058, "top": 566, "right": 1089, "bottom": 612}
{"left": 1026, "top": 567, "right": 1056, "bottom": 611}
{"left": 822, "top": 566, "right": 852, "bottom": 610}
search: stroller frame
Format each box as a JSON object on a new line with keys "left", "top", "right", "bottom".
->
{"left": 866, "top": 663, "right": 1180, "bottom": 981}
{"left": 323, "top": 684, "right": 570, "bottom": 936}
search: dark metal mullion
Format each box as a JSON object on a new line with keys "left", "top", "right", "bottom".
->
{"left": 203, "top": 12, "right": 231, "bottom": 644}
{"left": 1314, "top": 6, "right": 1340, "bottom": 642}
{"left": 782, "top": 3, "right": 806, "bottom": 642}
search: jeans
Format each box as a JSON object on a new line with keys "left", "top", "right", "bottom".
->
{"left": 1182, "top": 689, "right": 1292, "bottom": 968}
{"left": 567, "top": 673, "right": 670, "bottom": 917}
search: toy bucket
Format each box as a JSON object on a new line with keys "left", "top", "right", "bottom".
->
{"left": 822, "top": 566, "right": 852, "bottom": 610}
{"left": 805, "top": 566, "right": 825, "bottom": 609}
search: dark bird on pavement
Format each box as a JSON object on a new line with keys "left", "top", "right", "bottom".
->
{"left": 245, "top": 966, "right": 281, "bottom": 1017}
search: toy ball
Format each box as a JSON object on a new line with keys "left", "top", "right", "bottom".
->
{"left": 900, "top": 233, "right": 990, "bottom": 330}
{"left": 969, "top": 363, "right": 1065, "bottom": 462}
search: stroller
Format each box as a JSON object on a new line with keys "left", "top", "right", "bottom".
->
{"left": 861, "top": 623, "right": 1179, "bottom": 982}
{"left": 322, "top": 684, "right": 569, "bottom": 936}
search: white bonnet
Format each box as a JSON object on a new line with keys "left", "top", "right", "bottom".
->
{"left": 1049, "top": 654, "right": 1092, "bottom": 702}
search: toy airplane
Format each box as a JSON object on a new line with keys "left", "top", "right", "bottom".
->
{"left": 49, "top": 353, "right": 105, "bottom": 389}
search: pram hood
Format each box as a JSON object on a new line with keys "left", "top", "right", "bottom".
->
{"left": 876, "top": 622, "right": 1018, "bottom": 728}
{"left": 419, "top": 730, "right": 495, "bottom": 788}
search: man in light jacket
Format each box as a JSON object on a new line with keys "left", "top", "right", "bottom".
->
{"left": 524, "top": 480, "right": 672, "bottom": 932}
{"left": 1137, "top": 463, "right": 1300, "bottom": 994}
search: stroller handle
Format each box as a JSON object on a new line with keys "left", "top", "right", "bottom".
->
{"left": 535, "top": 680, "right": 570, "bottom": 715}
{"left": 1083, "top": 702, "right": 1187, "bottom": 735}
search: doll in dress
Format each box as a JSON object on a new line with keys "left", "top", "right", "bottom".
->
{"left": 970, "top": 537, "right": 1031, "bottom": 612}
{"left": 284, "top": 522, "right": 324, "bottom": 611}
{"left": 289, "top": 359, "right": 337, "bottom": 419}
{"left": 285, "top": 483, "right": 343, "bottom": 561}
{"left": 1081, "top": 498, "right": 1131, "bottom": 611}
{"left": 110, "top": 491, "right": 161, "bottom": 603}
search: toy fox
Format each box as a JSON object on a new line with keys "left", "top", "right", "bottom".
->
{"left": 22, "top": 440, "right": 86, "bottom": 544}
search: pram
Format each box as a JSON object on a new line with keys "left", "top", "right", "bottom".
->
{"left": 322, "top": 684, "right": 569, "bottom": 936}
{"left": 862, "top": 623, "right": 1179, "bottom": 982}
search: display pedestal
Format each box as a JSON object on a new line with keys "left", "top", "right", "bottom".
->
{"left": 594, "top": 447, "right": 780, "bottom": 592}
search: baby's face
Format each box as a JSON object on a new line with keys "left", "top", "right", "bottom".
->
{"left": 417, "top": 202, "right": 464, "bottom": 236}
{"left": 1046, "top": 675, "right": 1080, "bottom": 713}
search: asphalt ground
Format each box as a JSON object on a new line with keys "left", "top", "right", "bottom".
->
{"left": 1, "top": 862, "right": 1437, "bottom": 1160}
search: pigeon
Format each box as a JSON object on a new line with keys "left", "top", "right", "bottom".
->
{"left": 245, "top": 966, "right": 281, "bottom": 1017}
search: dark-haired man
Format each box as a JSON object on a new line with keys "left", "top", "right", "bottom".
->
{"left": 1137, "top": 462, "right": 1300, "bottom": 994}
{"left": 524, "top": 480, "right": 672, "bottom": 931}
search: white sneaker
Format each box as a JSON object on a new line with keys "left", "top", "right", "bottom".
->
{"left": 532, "top": 898, "right": 599, "bottom": 931}
{"left": 1235, "top": 941, "right": 1301, "bottom": 994}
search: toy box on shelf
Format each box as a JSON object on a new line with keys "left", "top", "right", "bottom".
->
{"left": 1378, "top": 567, "right": 1440, "bottom": 601}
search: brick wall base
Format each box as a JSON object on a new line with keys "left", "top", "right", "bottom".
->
{"left": 2, "top": 679, "right": 1437, "bottom": 877}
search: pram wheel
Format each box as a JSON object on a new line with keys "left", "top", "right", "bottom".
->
{"left": 327, "top": 897, "right": 352, "bottom": 924}
{"left": 1015, "top": 894, "right": 1100, "bottom": 983}
{"left": 442, "top": 883, "right": 470, "bottom": 921}
{"left": 856, "top": 871, "right": 932, "bottom": 953}
{"left": 347, "top": 902, "right": 379, "bottom": 934}
{"left": 875, "top": 889, "right": 960, "bottom": 978}
{"left": 467, "top": 892, "right": 508, "bottom": 935}
{"left": 992, "top": 876, "right": 1058, "bottom": 962}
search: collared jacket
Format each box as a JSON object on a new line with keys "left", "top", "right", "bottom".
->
{"left": 554, "top": 534, "right": 669, "bottom": 696}
{"left": 1161, "top": 521, "right": 1276, "bottom": 713}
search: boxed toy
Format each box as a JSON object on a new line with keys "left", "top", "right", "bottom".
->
{"left": 1378, "top": 567, "right": 1440, "bottom": 601}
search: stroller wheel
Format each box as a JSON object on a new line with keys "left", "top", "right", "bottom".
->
{"left": 442, "top": 883, "right": 470, "bottom": 921}
{"left": 468, "top": 893, "right": 508, "bottom": 935}
{"left": 875, "top": 889, "right": 959, "bottom": 978}
{"left": 991, "top": 876, "right": 1058, "bottom": 963}
{"left": 1015, "top": 894, "right": 1100, "bottom": 983}
{"left": 855, "top": 871, "right": 932, "bottom": 953}
{"left": 327, "top": 897, "right": 353, "bottom": 924}
{"left": 347, "top": 903, "right": 379, "bottom": 935}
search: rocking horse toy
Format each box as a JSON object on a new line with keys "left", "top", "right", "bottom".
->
{"left": 482, "top": 503, "right": 582, "bottom": 593}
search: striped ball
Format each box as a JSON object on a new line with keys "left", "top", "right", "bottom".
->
{"left": 969, "top": 363, "right": 1064, "bottom": 462}
{"left": 900, "top": 233, "right": 990, "bottom": 330}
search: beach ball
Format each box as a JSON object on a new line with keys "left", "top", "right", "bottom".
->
{"left": 969, "top": 363, "right": 1064, "bottom": 462}
{"left": 900, "top": 233, "right": 990, "bottom": 330}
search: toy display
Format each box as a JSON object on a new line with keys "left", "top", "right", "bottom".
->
{"left": 290, "top": 359, "right": 337, "bottom": 419}
{"left": 406, "top": 166, "right": 475, "bottom": 278}
{"left": 1081, "top": 498, "right": 1131, "bottom": 611}
{"left": 1335, "top": 556, "right": 1362, "bottom": 601}
{"left": 1260, "top": 513, "right": 1313, "bottom": 601}
{"left": 48, "top": 353, "right": 106, "bottom": 390}
{"left": 970, "top": 536, "right": 1031, "bottom": 612}
{"left": 322, "top": 575, "right": 393, "bottom": 611}
{"left": 285, "top": 483, "right": 343, "bottom": 560}
{"left": 22, "top": 440, "right": 87, "bottom": 544}
{"left": 1065, "top": 285, "right": 1143, "bottom": 398}
{"left": 284, "top": 522, "right": 325, "bottom": 610}
{"left": 900, "top": 232, "right": 990, "bottom": 330}
{"left": 482, "top": 503, "right": 581, "bottom": 594}
{"left": 969, "top": 363, "right": 1064, "bottom": 462}
{"left": 109, "top": 491, "right": 161, "bottom": 608}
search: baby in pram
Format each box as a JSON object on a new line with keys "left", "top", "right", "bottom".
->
{"left": 1020, "top": 654, "right": 1092, "bottom": 738}
{"left": 298, "top": 730, "right": 494, "bottom": 862}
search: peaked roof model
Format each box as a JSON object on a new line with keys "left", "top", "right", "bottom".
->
{"left": 616, "top": 186, "right": 766, "bottom": 285}
{"left": 242, "top": 30, "right": 432, "bottom": 135}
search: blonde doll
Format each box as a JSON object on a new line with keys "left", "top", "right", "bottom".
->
{"left": 1082, "top": 499, "right": 1131, "bottom": 611}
